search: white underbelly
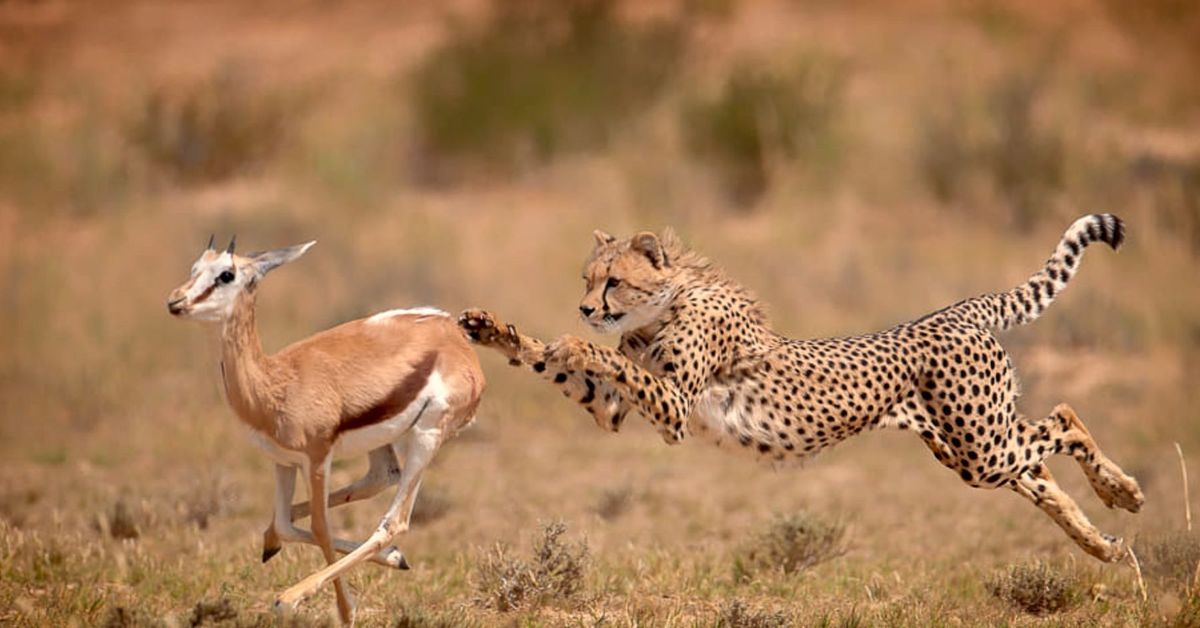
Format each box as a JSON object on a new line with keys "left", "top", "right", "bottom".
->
{"left": 243, "top": 371, "right": 449, "bottom": 467}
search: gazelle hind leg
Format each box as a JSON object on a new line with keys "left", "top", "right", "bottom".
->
{"left": 1043, "top": 404, "right": 1143, "bottom": 512}
{"left": 1011, "top": 464, "right": 1126, "bottom": 562}
{"left": 276, "top": 407, "right": 443, "bottom": 611}
{"left": 262, "top": 460, "right": 406, "bottom": 569}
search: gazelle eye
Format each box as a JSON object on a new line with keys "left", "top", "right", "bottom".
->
{"left": 218, "top": 270, "right": 236, "bottom": 284}
{"left": 606, "top": 277, "right": 621, "bottom": 289}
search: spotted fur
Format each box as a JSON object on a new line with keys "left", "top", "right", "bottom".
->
{"left": 461, "top": 214, "right": 1143, "bottom": 561}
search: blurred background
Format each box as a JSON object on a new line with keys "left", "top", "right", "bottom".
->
{"left": 1, "top": 0, "right": 1198, "bottom": 625}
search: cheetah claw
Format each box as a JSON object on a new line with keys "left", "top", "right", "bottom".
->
{"left": 459, "top": 309, "right": 520, "bottom": 355}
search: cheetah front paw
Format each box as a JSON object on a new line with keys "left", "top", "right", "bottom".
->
{"left": 459, "top": 308, "right": 520, "bottom": 358}
{"left": 547, "top": 335, "right": 610, "bottom": 375}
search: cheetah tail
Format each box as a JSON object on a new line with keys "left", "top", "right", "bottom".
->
{"left": 947, "top": 214, "right": 1125, "bottom": 331}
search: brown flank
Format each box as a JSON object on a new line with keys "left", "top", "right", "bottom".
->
{"left": 337, "top": 351, "right": 438, "bottom": 434}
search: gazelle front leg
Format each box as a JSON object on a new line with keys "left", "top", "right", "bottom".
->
{"left": 304, "top": 453, "right": 355, "bottom": 624}
{"left": 290, "top": 446, "right": 401, "bottom": 521}
{"left": 276, "top": 420, "right": 441, "bottom": 612}
{"left": 262, "top": 462, "right": 407, "bottom": 569}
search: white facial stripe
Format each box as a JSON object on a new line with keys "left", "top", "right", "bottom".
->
{"left": 178, "top": 251, "right": 242, "bottom": 322}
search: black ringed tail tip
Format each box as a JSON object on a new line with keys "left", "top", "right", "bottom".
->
{"left": 1092, "top": 213, "right": 1125, "bottom": 251}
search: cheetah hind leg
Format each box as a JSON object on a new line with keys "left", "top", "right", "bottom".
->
{"left": 1045, "top": 404, "right": 1144, "bottom": 513}
{"left": 1011, "top": 464, "right": 1126, "bottom": 562}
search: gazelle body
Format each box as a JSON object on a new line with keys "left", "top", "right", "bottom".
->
{"left": 168, "top": 238, "right": 484, "bottom": 624}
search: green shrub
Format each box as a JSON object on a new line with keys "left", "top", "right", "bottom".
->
{"left": 410, "top": 0, "right": 686, "bottom": 175}
{"left": 683, "top": 56, "right": 844, "bottom": 205}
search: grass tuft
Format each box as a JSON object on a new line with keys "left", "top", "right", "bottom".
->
{"left": 393, "top": 606, "right": 472, "bottom": 628}
{"left": 715, "top": 600, "right": 791, "bottom": 628}
{"left": 987, "top": 561, "right": 1082, "bottom": 615}
{"left": 732, "top": 511, "right": 847, "bottom": 581}
{"left": 1137, "top": 532, "right": 1200, "bottom": 592}
{"left": 472, "top": 521, "right": 589, "bottom": 611}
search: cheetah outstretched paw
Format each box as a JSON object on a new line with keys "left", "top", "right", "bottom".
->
{"left": 458, "top": 308, "right": 521, "bottom": 359}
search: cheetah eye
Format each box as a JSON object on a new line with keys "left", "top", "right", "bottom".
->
{"left": 218, "top": 270, "right": 236, "bottom": 284}
{"left": 606, "top": 277, "right": 621, "bottom": 289}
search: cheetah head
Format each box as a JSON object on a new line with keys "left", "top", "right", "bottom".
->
{"left": 579, "top": 229, "right": 678, "bottom": 334}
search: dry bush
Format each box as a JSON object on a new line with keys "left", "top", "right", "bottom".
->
{"left": 129, "top": 67, "right": 290, "bottom": 184}
{"left": 683, "top": 56, "right": 844, "bottom": 205}
{"left": 100, "top": 606, "right": 151, "bottom": 628}
{"left": 1138, "top": 532, "right": 1200, "bottom": 592}
{"left": 186, "top": 597, "right": 238, "bottom": 626}
{"left": 392, "top": 607, "right": 474, "bottom": 628}
{"left": 472, "top": 521, "right": 589, "bottom": 611}
{"left": 107, "top": 498, "right": 140, "bottom": 541}
{"left": 409, "top": 0, "right": 687, "bottom": 176}
{"left": 987, "top": 561, "right": 1082, "bottom": 615}
{"left": 715, "top": 600, "right": 791, "bottom": 628}
{"left": 408, "top": 487, "right": 452, "bottom": 527}
{"left": 594, "top": 484, "right": 633, "bottom": 522}
{"left": 732, "top": 512, "right": 847, "bottom": 581}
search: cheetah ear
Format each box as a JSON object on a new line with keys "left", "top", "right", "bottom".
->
{"left": 630, "top": 231, "right": 667, "bottom": 269}
{"left": 593, "top": 229, "right": 616, "bottom": 248}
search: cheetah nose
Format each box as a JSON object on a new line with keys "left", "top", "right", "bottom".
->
{"left": 579, "top": 305, "right": 595, "bottom": 317}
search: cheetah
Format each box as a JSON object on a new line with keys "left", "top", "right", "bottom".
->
{"left": 460, "top": 214, "right": 1143, "bottom": 561}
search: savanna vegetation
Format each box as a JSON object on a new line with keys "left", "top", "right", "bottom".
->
{"left": 1, "top": 0, "right": 1198, "bottom": 625}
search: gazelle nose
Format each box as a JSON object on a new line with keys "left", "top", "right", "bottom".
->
{"left": 167, "top": 297, "right": 186, "bottom": 315}
{"left": 579, "top": 305, "right": 595, "bottom": 317}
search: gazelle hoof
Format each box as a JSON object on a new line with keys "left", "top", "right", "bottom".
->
{"left": 383, "top": 546, "right": 409, "bottom": 570}
{"left": 262, "top": 546, "right": 282, "bottom": 563}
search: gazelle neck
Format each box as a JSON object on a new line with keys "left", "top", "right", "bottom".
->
{"left": 219, "top": 286, "right": 278, "bottom": 433}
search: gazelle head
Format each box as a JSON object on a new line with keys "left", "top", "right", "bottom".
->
{"left": 167, "top": 236, "right": 316, "bottom": 322}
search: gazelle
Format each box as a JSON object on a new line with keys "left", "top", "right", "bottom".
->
{"left": 167, "top": 236, "right": 484, "bottom": 624}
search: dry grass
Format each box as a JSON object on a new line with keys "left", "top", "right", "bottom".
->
{"left": 0, "top": 0, "right": 1197, "bottom": 625}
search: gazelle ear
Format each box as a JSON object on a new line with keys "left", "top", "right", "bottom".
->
{"left": 593, "top": 229, "right": 616, "bottom": 248}
{"left": 249, "top": 241, "right": 316, "bottom": 277}
{"left": 630, "top": 231, "right": 666, "bottom": 268}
